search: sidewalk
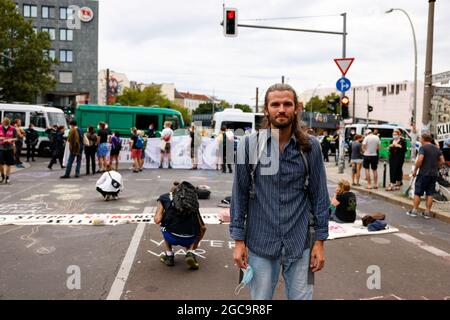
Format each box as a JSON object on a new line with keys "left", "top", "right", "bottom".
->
{"left": 10, "top": 162, "right": 31, "bottom": 174}
{"left": 325, "top": 160, "right": 450, "bottom": 224}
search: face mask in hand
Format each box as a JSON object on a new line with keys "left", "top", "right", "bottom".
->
{"left": 234, "top": 265, "right": 254, "bottom": 295}
{"left": 393, "top": 135, "right": 399, "bottom": 139}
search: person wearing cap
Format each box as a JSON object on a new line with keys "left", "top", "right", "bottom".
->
{"left": 361, "top": 129, "right": 381, "bottom": 189}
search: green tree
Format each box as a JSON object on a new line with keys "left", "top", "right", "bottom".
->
{"left": 116, "top": 87, "right": 191, "bottom": 124}
{"left": 233, "top": 104, "right": 252, "bottom": 113}
{"left": 0, "top": 0, "right": 56, "bottom": 102}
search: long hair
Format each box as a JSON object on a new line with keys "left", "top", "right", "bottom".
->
{"left": 263, "top": 83, "right": 311, "bottom": 152}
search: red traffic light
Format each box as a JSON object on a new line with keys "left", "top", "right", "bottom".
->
{"left": 341, "top": 96, "right": 350, "bottom": 105}
{"left": 227, "top": 10, "right": 235, "bottom": 20}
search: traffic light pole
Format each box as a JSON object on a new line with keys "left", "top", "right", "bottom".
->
{"left": 226, "top": 12, "right": 349, "bottom": 173}
{"left": 337, "top": 13, "right": 347, "bottom": 174}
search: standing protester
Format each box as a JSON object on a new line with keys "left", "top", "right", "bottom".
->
{"left": 386, "top": 129, "right": 407, "bottom": 191}
{"left": 25, "top": 124, "right": 39, "bottom": 162}
{"left": 46, "top": 125, "right": 58, "bottom": 160}
{"left": 189, "top": 124, "right": 200, "bottom": 170}
{"left": 147, "top": 123, "right": 156, "bottom": 138}
{"left": 95, "top": 164, "right": 123, "bottom": 201}
{"left": 230, "top": 84, "right": 329, "bottom": 300}
{"left": 350, "top": 134, "right": 364, "bottom": 186}
{"left": 48, "top": 126, "right": 66, "bottom": 170}
{"left": 160, "top": 121, "right": 173, "bottom": 169}
{"left": 443, "top": 136, "right": 450, "bottom": 162}
{"left": 96, "top": 122, "right": 109, "bottom": 173}
{"left": 139, "top": 130, "right": 147, "bottom": 172}
{"left": 14, "top": 119, "right": 25, "bottom": 168}
{"left": 347, "top": 129, "right": 356, "bottom": 164}
{"left": 61, "top": 120, "right": 84, "bottom": 179}
{"left": 362, "top": 129, "right": 381, "bottom": 190}
{"left": 321, "top": 130, "right": 331, "bottom": 162}
{"left": 130, "top": 127, "right": 143, "bottom": 173}
{"left": 0, "top": 118, "right": 17, "bottom": 184}
{"left": 154, "top": 181, "right": 205, "bottom": 270}
{"left": 84, "top": 126, "right": 98, "bottom": 176}
{"left": 216, "top": 126, "right": 233, "bottom": 173}
{"left": 407, "top": 132, "right": 445, "bottom": 219}
{"left": 109, "top": 131, "right": 122, "bottom": 171}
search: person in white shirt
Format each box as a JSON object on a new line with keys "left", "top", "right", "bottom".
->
{"left": 361, "top": 129, "right": 381, "bottom": 189}
{"left": 96, "top": 164, "right": 124, "bottom": 201}
{"left": 160, "top": 121, "right": 174, "bottom": 169}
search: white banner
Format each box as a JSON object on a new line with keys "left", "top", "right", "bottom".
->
{"left": 63, "top": 136, "right": 224, "bottom": 170}
{"left": 436, "top": 122, "right": 450, "bottom": 141}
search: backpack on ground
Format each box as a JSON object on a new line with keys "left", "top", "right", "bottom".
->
{"left": 135, "top": 135, "right": 144, "bottom": 149}
{"left": 170, "top": 181, "right": 199, "bottom": 216}
{"left": 196, "top": 186, "right": 211, "bottom": 199}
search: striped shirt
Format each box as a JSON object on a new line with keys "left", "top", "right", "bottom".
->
{"left": 230, "top": 132, "right": 330, "bottom": 261}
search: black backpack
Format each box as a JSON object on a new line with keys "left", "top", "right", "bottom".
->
{"left": 171, "top": 181, "right": 199, "bottom": 216}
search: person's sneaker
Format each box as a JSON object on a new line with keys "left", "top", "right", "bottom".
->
{"left": 75, "top": 174, "right": 80, "bottom": 178}
{"left": 4, "top": 178, "right": 10, "bottom": 185}
{"left": 185, "top": 252, "right": 199, "bottom": 270}
{"left": 60, "top": 175, "right": 70, "bottom": 179}
{"left": 0, "top": 176, "right": 4, "bottom": 184}
{"left": 421, "top": 212, "right": 433, "bottom": 219}
{"left": 160, "top": 253, "right": 175, "bottom": 266}
{"left": 406, "top": 209, "right": 418, "bottom": 217}
{"left": 105, "top": 195, "right": 111, "bottom": 201}
{"left": 112, "top": 195, "right": 118, "bottom": 200}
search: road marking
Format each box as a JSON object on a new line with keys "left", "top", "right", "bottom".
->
{"left": 394, "top": 233, "right": 450, "bottom": 260}
{"left": 106, "top": 207, "right": 150, "bottom": 300}
{"left": 136, "top": 179, "right": 153, "bottom": 181}
{"left": 0, "top": 183, "right": 45, "bottom": 203}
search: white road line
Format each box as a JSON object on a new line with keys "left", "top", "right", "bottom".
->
{"left": 394, "top": 233, "right": 450, "bottom": 260}
{"left": 106, "top": 207, "right": 150, "bottom": 300}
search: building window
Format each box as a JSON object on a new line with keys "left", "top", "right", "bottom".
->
{"left": 41, "top": 27, "right": 56, "bottom": 40}
{"left": 60, "top": 7, "right": 67, "bottom": 19}
{"left": 59, "top": 50, "right": 73, "bottom": 63}
{"left": 43, "top": 49, "right": 56, "bottom": 61}
{"left": 23, "top": 4, "right": 37, "bottom": 17}
{"left": 59, "top": 71, "right": 73, "bottom": 84}
{"left": 60, "top": 29, "right": 73, "bottom": 41}
{"left": 32, "top": 27, "right": 38, "bottom": 34}
{"left": 42, "top": 6, "right": 55, "bottom": 19}
{"left": 377, "top": 86, "right": 387, "bottom": 96}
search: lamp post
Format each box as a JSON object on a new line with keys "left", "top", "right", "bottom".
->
{"left": 309, "top": 84, "right": 321, "bottom": 129}
{"left": 386, "top": 8, "right": 418, "bottom": 159}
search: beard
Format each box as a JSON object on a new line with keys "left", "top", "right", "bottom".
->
{"left": 268, "top": 113, "right": 296, "bottom": 129}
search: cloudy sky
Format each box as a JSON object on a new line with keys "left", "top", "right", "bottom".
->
{"left": 98, "top": 0, "right": 450, "bottom": 105}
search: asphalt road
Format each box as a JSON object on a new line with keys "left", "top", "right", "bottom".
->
{"left": 0, "top": 159, "right": 448, "bottom": 300}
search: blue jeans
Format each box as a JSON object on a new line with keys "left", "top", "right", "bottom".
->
{"left": 248, "top": 248, "right": 313, "bottom": 300}
{"left": 65, "top": 152, "right": 82, "bottom": 176}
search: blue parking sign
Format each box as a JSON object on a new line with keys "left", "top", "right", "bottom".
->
{"left": 336, "top": 77, "right": 351, "bottom": 92}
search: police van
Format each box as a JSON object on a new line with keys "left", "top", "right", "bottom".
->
{"left": 212, "top": 109, "right": 265, "bottom": 137}
{"left": 0, "top": 103, "right": 68, "bottom": 156}
{"left": 344, "top": 123, "right": 414, "bottom": 159}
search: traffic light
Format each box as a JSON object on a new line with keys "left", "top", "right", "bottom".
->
{"left": 223, "top": 8, "right": 238, "bottom": 37}
{"left": 328, "top": 97, "right": 340, "bottom": 114}
{"left": 341, "top": 96, "right": 350, "bottom": 119}
{"left": 368, "top": 105, "right": 373, "bottom": 113}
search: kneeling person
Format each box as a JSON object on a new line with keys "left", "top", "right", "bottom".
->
{"left": 330, "top": 179, "right": 357, "bottom": 223}
{"left": 95, "top": 164, "right": 123, "bottom": 201}
{"left": 154, "top": 181, "right": 205, "bottom": 270}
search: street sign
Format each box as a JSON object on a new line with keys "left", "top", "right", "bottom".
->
{"left": 432, "top": 70, "right": 450, "bottom": 84}
{"left": 336, "top": 77, "right": 351, "bottom": 92}
{"left": 433, "top": 86, "right": 450, "bottom": 97}
{"left": 334, "top": 58, "right": 355, "bottom": 76}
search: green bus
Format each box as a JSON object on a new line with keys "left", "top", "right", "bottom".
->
{"left": 75, "top": 104, "right": 185, "bottom": 137}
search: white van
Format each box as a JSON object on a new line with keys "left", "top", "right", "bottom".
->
{"left": 212, "top": 109, "right": 264, "bottom": 137}
{"left": 0, "top": 103, "right": 68, "bottom": 156}
{"left": 344, "top": 123, "right": 415, "bottom": 159}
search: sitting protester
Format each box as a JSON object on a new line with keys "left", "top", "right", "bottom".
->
{"left": 95, "top": 164, "right": 123, "bottom": 201}
{"left": 329, "top": 179, "right": 357, "bottom": 223}
{"left": 154, "top": 181, "right": 206, "bottom": 270}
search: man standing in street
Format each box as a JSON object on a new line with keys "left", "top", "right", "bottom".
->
{"left": 14, "top": 119, "right": 25, "bottom": 168}
{"left": 230, "top": 83, "right": 330, "bottom": 300}
{"left": 25, "top": 124, "right": 39, "bottom": 162}
{"left": 61, "top": 120, "right": 84, "bottom": 179}
{"left": 0, "top": 118, "right": 17, "bottom": 184}
{"left": 361, "top": 129, "right": 381, "bottom": 189}
{"left": 407, "top": 132, "right": 445, "bottom": 219}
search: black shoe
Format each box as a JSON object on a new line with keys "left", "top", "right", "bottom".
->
{"left": 60, "top": 175, "right": 70, "bottom": 179}
{"left": 160, "top": 253, "right": 175, "bottom": 266}
{"left": 61, "top": 166, "right": 66, "bottom": 169}
{"left": 0, "top": 175, "right": 4, "bottom": 183}
{"left": 75, "top": 175, "right": 80, "bottom": 178}
{"left": 48, "top": 165, "right": 53, "bottom": 170}
{"left": 185, "top": 252, "right": 199, "bottom": 270}
{"left": 32, "top": 159, "right": 35, "bottom": 162}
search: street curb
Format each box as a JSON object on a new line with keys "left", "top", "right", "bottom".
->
{"left": 327, "top": 174, "right": 450, "bottom": 224}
